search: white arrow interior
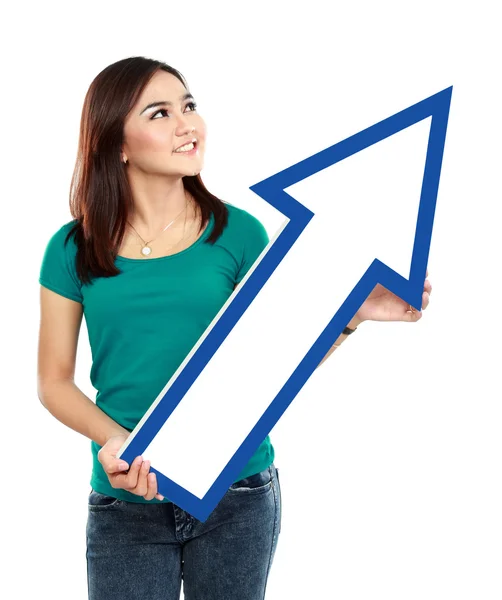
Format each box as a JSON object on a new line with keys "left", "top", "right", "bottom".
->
{"left": 136, "top": 117, "right": 432, "bottom": 498}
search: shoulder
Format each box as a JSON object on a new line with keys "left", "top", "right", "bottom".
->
{"left": 58, "top": 218, "right": 79, "bottom": 240}
{"left": 224, "top": 202, "right": 269, "bottom": 241}
{"left": 224, "top": 200, "right": 261, "bottom": 224}
{"left": 44, "top": 218, "right": 78, "bottom": 243}
{"left": 39, "top": 219, "right": 83, "bottom": 301}
{"left": 43, "top": 219, "right": 79, "bottom": 254}
{"left": 222, "top": 203, "right": 270, "bottom": 284}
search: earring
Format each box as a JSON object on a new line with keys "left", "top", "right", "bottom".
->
{"left": 122, "top": 156, "right": 128, "bottom": 164}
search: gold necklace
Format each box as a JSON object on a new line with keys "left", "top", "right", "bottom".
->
{"left": 130, "top": 199, "right": 198, "bottom": 258}
{"left": 127, "top": 195, "right": 189, "bottom": 257}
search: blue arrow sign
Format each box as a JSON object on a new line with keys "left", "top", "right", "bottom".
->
{"left": 118, "top": 86, "right": 452, "bottom": 521}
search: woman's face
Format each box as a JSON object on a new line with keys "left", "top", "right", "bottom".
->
{"left": 122, "top": 70, "right": 206, "bottom": 177}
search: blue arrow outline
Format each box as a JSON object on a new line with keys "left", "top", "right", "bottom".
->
{"left": 120, "top": 86, "right": 452, "bottom": 521}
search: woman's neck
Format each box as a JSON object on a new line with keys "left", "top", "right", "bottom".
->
{"left": 127, "top": 178, "right": 193, "bottom": 238}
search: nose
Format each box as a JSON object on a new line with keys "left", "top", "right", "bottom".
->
{"left": 175, "top": 114, "right": 194, "bottom": 135}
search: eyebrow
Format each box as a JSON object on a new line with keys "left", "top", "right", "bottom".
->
{"left": 139, "top": 93, "right": 195, "bottom": 115}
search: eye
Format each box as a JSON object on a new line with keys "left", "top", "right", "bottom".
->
{"left": 151, "top": 101, "right": 198, "bottom": 120}
{"left": 151, "top": 108, "right": 168, "bottom": 120}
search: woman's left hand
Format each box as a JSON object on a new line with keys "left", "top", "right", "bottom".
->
{"left": 352, "top": 269, "right": 432, "bottom": 326}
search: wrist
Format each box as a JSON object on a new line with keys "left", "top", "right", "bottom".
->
{"left": 104, "top": 425, "right": 130, "bottom": 445}
{"left": 347, "top": 313, "right": 364, "bottom": 331}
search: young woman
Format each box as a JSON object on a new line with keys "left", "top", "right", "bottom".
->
{"left": 37, "top": 56, "right": 432, "bottom": 600}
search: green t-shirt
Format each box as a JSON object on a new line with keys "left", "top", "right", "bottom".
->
{"left": 39, "top": 201, "right": 274, "bottom": 504}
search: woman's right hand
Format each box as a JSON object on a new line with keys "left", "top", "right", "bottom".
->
{"left": 97, "top": 434, "right": 164, "bottom": 501}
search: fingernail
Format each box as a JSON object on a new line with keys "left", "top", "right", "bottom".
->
{"left": 119, "top": 462, "right": 129, "bottom": 470}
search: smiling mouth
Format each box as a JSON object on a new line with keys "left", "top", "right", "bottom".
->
{"left": 173, "top": 141, "right": 198, "bottom": 153}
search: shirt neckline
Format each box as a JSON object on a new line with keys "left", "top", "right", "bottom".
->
{"left": 115, "top": 212, "right": 214, "bottom": 263}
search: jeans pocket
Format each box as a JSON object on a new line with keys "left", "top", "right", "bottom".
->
{"left": 88, "top": 489, "right": 123, "bottom": 510}
{"left": 228, "top": 466, "right": 273, "bottom": 495}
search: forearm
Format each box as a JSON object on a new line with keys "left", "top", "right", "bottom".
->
{"left": 316, "top": 315, "right": 362, "bottom": 369}
{"left": 38, "top": 379, "right": 129, "bottom": 447}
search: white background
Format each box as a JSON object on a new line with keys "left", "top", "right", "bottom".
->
{"left": 2, "top": 1, "right": 501, "bottom": 598}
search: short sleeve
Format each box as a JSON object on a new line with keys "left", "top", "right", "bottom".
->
{"left": 39, "top": 223, "right": 83, "bottom": 303}
{"left": 235, "top": 213, "right": 270, "bottom": 284}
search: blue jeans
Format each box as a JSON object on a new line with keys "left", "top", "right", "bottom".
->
{"left": 86, "top": 463, "right": 282, "bottom": 599}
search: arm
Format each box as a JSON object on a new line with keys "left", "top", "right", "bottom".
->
{"left": 315, "top": 314, "right": 362, "bottom": 368}
{"left": 37, "top": 286, "right": 129, "bottom": 447}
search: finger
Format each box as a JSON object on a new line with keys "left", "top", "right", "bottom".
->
{"left": 411, "top": 308, "right": 422, "bottom": 320}
{"left": 125, "top": 455, "right": 144, "bottom": 490}
{"left": 424, "top": 279, "right": 432, "bottom": 294}
{"left": 101, "top": 456, "right": 130, "bottom": 476}
{"left": 98, "top": 444, "right": 130, "bottom": 475}
{"left": 405, "top": 303, "right": 423, "bottom": 320}
{"left": 422, "top": 291, "right": 430, "bottom": 310}
{"left": 132, "top": 459, "right": 150, "bottom": 497}
{"left": 405, "top": 310, "right": 422, "bottom": 321}
{"left": 144, "top": 472, "right": 158, "bottom": 501}
{"left": 149, "top": 471, "right": 165, "bottom": 500}
{"left": 112, "top": 455, "right": 142, "bottom": 490}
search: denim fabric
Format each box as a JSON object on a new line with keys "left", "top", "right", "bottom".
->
{"left": 86, "top": 463, "right": 282, "bottom": 600}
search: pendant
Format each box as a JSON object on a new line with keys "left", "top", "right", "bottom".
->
{"left": 141, "top": 246, "right": 152, "bottom": 256}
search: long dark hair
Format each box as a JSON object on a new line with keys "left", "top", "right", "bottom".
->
{"left": 65, "top": 56, "right": 229, "bottom": 285}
